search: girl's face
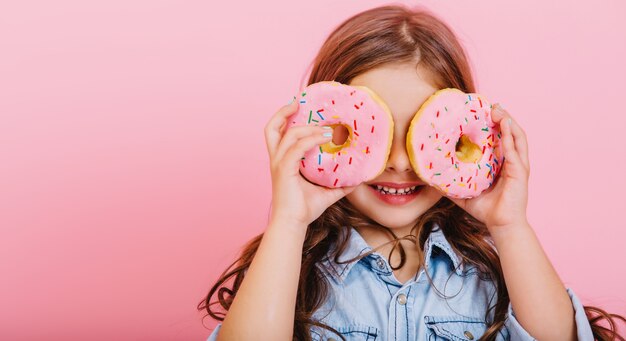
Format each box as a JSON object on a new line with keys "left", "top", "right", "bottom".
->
{"left": 346, "top": 62, "right": 444, "bottom": 235}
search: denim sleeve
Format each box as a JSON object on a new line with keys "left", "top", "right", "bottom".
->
{"left": 504, "top": 287, "right": 594, "bottom": 340}
{"left": 206, "top": 323, "right": 222, "bottom": 341}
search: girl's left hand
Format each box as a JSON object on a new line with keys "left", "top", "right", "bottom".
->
{"left": 448, "top": 103, "right": 530, "bottom": 231}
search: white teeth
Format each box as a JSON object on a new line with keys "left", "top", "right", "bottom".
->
{"left": 373, "top": 185, "right": 421, "bottom": 195}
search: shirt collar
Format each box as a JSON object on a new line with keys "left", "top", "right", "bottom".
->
{"left": 320, "top": 223, "right": 465, "bottom": 282}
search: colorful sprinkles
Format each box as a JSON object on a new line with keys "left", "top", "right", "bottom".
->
{"left": 289, "top": 82, "right": 391, "bottom": 187}
{"left": 411, "top": 89, "right": 503, "bottom": 198}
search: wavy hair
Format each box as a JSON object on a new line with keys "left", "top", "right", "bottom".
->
{"left": 199, "top": 4, "right": 625, "bottom": 340}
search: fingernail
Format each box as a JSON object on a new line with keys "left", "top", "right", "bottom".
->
{"left": 323, "top": 132, "right": 333, "bottom": 137}
{"left": 322, "top": 126, "right": 332, "bottom": 130}
{"left": 508, "top": 118, "right": 512, "bottom": 126}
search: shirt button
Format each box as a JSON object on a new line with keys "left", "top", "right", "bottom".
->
{"left": 464, "top": 331, "right": 474, "bottom": 340}
{"left": 376, "top": 258, "right": 385, "bottom": 270}
{"left": 397, "top": 293, "right": 407, "bottom": 305}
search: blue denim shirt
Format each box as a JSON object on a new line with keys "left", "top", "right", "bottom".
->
{"left": 207, "top": 224, "right": 594, "bottom": 340}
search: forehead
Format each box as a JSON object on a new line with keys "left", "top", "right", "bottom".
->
{"left": 348, "top": 63, "right": 440, "bottom": 125}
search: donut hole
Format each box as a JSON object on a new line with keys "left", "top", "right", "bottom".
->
{"left": 455, "top": 134, "right": 482, "bottom": 163}
{"left": 320, "top": 124, "right": 351, "bottom": 153}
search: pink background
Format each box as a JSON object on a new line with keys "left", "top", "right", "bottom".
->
{"left": 1, "top": 0, "right": 625, "bottom": 339}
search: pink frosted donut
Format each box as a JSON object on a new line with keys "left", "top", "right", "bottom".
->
{"left": 406, "top": 88, "right": 504, "bottom": 199}
{"left": 286, "top": 81, "right": 394, "bottom": 188}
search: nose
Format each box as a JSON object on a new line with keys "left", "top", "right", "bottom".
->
{"left": 385, "top": 133, "right": 413, "bottom": 173}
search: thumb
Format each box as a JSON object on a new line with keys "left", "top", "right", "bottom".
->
{"left": 447, "top": 195, "right": 467, "bottom": 211}
{"left": 324, "top": 185, "right": 358, "bottom": 204}
{"left": 340, "top": 185, "right": 358, "bottom": 196}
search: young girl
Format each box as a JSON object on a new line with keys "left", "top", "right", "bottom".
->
{"left": 199, "top": 4, "right": 625, "bottom": 341}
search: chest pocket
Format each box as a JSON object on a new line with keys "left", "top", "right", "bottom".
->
{"left": 311, "top": 323, "right": 379, "bottom": 341}
{"left": 424, "top": 315, "right": 509, "bottom": 341}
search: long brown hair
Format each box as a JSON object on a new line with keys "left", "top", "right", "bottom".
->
{"left": 199, "top": 4, "right": 625, "bottom": 340}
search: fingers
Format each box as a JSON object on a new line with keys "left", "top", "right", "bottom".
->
{"left": 508, "top": 117, "right": 529, "bottom": 171}
{"left": 281, "top": 130, "right": 333, "bottom": 174}
{"left": 265, "top": 97, "right": 298, "bottom": 159}
{"left": 499, "top": 113, "right": 523, "bottom": 172}
{"left": 492, "top": 104, "right": 530, "bottom": 171}
{"left": 275, "top": 125, "right": 332, "bottom": 162}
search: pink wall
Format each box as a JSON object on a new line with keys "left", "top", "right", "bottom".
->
{"left": 1, "top": 0, "right": 624, "bottom": 339}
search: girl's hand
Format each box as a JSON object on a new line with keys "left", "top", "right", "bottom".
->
{"left": 264, "top": 97, "right": 357, "bottom": 228}
{"left": 447, "top": 103, "right": 530, "bottom": 231}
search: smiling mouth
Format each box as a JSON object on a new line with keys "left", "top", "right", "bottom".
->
{"left": 368, "top": 184, "right": 425, "bottom": 195}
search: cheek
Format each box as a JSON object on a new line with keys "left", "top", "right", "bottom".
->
{"left": 345, "top": 184, "right": 369, "bottom": 203}
{"left": 419, "top": 185, "right": 439, "bottom": 196}
{"left": 420, "top": 186, "right": 445, "bottom": 206}
{"left": 344, "top": 184, "right": 374, "bottom": 210}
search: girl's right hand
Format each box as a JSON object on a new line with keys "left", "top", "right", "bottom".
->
{"left": 264, "top": 96, "right": 357, "bottom": 229}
